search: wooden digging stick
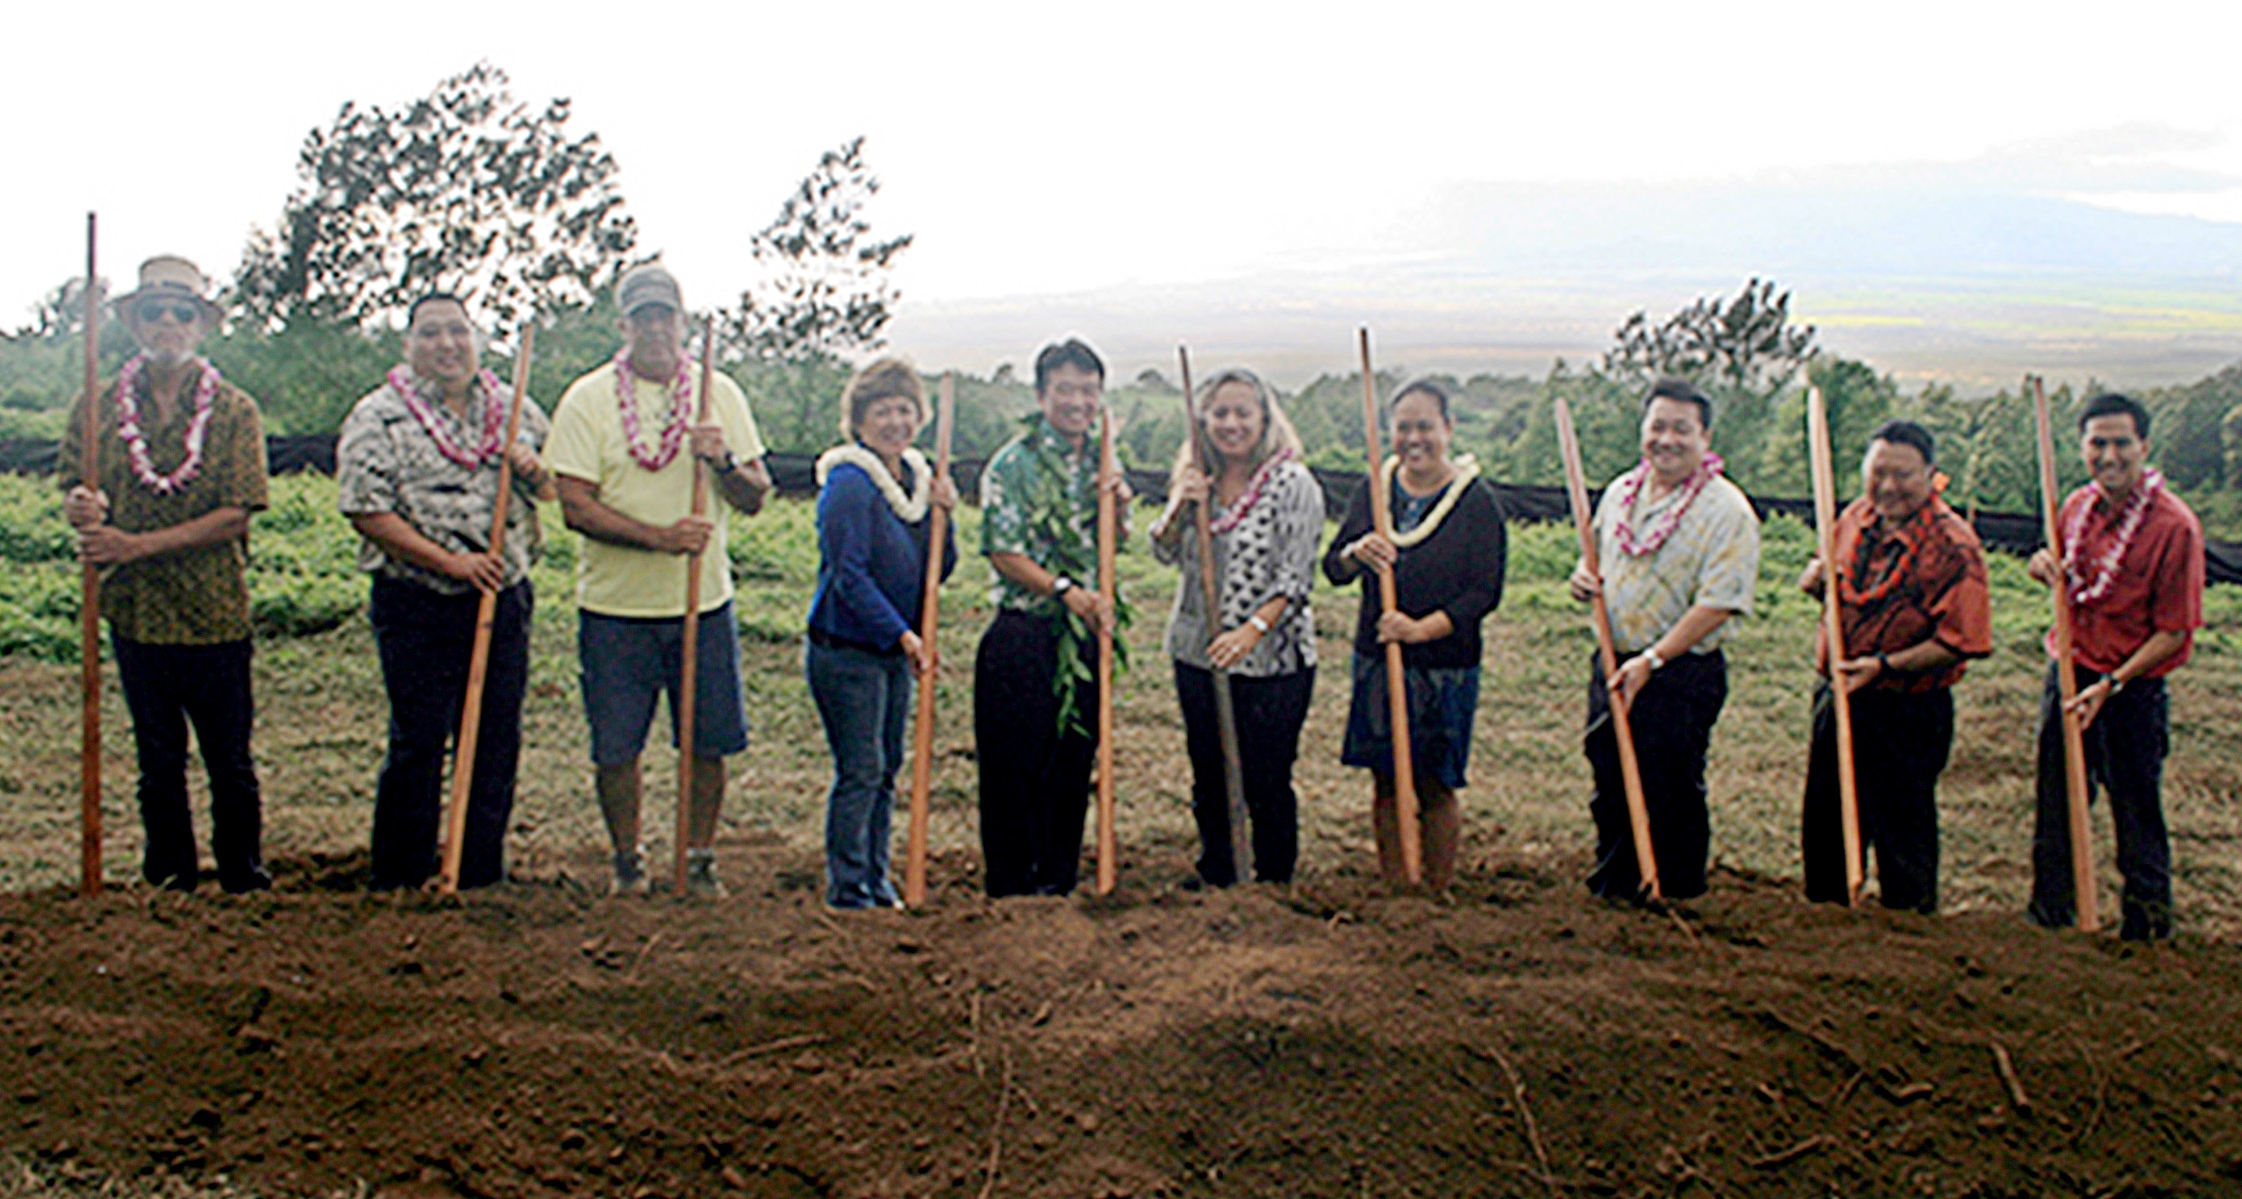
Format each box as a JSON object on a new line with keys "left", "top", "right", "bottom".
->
{"left": 674, "top": 321, "right": 719, "bottom": 894}
{"left": 1094, "top": 406, "right": 1123, "bottom": 896}
{"left": 1178, "top": 346, "right": 1252, "bottom": 883}
{"left": 1357, "top": 328, "right": 1421, "bottom": 885}
{"left": 435, "top": 324, "right": 536, "bottom": 896}
{"left": 903, "top": 372, "right": 956, "bottom": 908}
{"left": 1554, "top": 397, "right": 1660, "bottom": 899}
{"left": 78, "top": 213, "right": 102, "bottom": 898}
{"left": 1806, "top": 383, "right": 1865, "bottom": 907}
{"left": 2032, "top": 375, "right": 2101, "bottom": 933}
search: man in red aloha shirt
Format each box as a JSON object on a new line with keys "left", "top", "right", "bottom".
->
{"left": 1798, "top": 420, "right": 1992, "bottom": 914}
{"left": 2026, "top": 392, "right": 2204, "bottom": 942}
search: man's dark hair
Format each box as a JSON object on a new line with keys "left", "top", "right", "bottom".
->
{"left": 1391, "top": 378, "right": 1452, "bottom": 423}
{"left": 1033, "top": 338, "right": 1105, "bottom": 393}
{"left": 2078, "top": 392, "right": 2151, "bottom": 440}
{"left": 407, "top": 292, "right": 471, "bottom": 327}
{"left": 1643, "top": 375, "right": 1714, "bottom": 428}
{"left": 1868, "top": 419, "right": 1936, "bottom": 464}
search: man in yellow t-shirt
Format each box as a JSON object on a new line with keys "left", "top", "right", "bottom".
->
{"left": 545, "top": 264, "right": 772, "bottom": 896}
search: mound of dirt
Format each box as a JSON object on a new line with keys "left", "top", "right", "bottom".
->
{"left": 4, "top": 842, "right": 2240, "bottom": 1198}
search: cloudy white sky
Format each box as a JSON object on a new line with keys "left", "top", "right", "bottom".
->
{"left": 8, "top": 1, "right": 2242, "bottom": 380}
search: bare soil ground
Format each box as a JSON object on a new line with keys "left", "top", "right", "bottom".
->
{"left": 4, "top": 505, "right": 2241, "bottom": 1197}
{"left": 5, "top": 849, "right": 2242, "bottom": 1199}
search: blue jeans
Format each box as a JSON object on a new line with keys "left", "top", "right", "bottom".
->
{"left": 807, "top": 638, "right": 914, "bottom": 908}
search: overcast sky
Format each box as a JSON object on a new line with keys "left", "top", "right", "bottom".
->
{"left": 8, "top": 0, "right": 2242, "bottom": 374}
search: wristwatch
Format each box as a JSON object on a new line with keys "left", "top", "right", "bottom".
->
{"left": 712, "top": 450, "right": 740, "bottom": 476}
{"left": 1640, "top": 647, "right": 1665, "bottom": 672}
{"left": 1248, "top": 614, "right": 1272, "bottom": 634}
{"left": 1051, "top": 576, "right": 1075, "bottom": 599}
{"left": 2107, "top": 675, "right": 2126, "bottom": 697}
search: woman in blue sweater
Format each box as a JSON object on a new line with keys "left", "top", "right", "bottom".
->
{"left": 807, "top": 358, "right": 957, "bottom": 909}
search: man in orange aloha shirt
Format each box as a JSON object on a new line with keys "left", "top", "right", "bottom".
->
{"left": 2026, "top": 393, "right": 2204, "bottom": 942}
{"left": 1798, "top": 421, "right": 1992, "bottom": 914}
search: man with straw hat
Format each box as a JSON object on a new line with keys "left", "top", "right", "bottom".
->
{"left": 60, "top": 255, "right": 272, "bottom": 893}
{"left": 337, "top": 292, "right": 556, "bottom": 891}
{"left": 545, "top": 263, "right": 771, "bottom": 897}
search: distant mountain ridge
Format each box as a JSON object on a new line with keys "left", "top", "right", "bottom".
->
{"left": 886, "top": 180, "right": 2242, "bottom": 391}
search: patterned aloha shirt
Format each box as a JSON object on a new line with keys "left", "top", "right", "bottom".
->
{"left": 1817, "top": 495, "right": 1992, "bottom": 694}
{"left": 57, "top": 371, "right": 269, "bottom": 645}
{"left": 1592, "top": 470, "right": 1761, "bottom": 655}
{"left": 1152, "top": 458, "right": 1322, "bottom": 677}
{"left": 978, "top": 415, "right": 1102, "bottom": 612}
{"left": 336, "top": 368, "right": 551, "bottom": 594}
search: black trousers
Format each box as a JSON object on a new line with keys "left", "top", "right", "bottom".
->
{"left": 1175, "top": 661, "right": 1315, "bottom": 886}
{"left": 2029, "top": 664, "right": 2172, "bottom": 940}
{"left": 1801, "top": 684, "right": 1954, "bottom": 914}
{"left": 974, "top": 608, "right": 1098, "bottom": 897}
{"left": 111, "top": 634, "right": 263, "bottom": 891}
{"left": 1585, "top": 648, "right": 1726, "bottom": 901}
{"left": 367, "top": 575, "right": 532, "bottom": 890}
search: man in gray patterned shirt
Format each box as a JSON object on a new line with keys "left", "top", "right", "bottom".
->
{"left": 337, "top": 294, "right": 555, "bottom": 890}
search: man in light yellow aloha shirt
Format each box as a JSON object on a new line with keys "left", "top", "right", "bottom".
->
{"left": 545, "top": 264, "right": 771, "bottom": 898}
{"left": 1568, "top": 376, "right": 1761, "bottom": 901}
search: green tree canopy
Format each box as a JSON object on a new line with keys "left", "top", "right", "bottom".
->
{"left": 232, "top": 62, "right": 639, "bottom": 334}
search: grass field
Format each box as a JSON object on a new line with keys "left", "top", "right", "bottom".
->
{"left": 2, "top": 472, "right": 2238, "bottom": 936}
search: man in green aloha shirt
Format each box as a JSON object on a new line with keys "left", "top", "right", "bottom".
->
{"left": 973, "top": 338, "right": 1130, "bottom": 897}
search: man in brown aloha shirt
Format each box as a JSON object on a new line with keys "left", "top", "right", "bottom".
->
{"left": 60, "top": 256, "right": 271, "bottom": 893}
{"left": 1798, "top": 420, "right": 1992, "bottom": 914}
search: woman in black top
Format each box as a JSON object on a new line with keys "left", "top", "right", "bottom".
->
{"left": 1323, "top": 379, "right": 1506, "bottom": 889}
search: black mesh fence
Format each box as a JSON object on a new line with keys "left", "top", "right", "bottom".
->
{"left": 8, "top": 436, "right": 2237, "bottom": 585}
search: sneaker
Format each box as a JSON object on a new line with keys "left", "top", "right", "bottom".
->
{"left": 609, "top": 847, "right": 650, "bottom": 897}
{"left": 685, "top": 850, "right": 727, "bottom": 899}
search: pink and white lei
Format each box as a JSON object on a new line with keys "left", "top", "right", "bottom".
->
{"left": 113, "top": 354, "right": 220, "bottom": 495}
{"left": 1208, "top": 448, "right": 1296, "bottom": 536}
{"left": 2063, "top": 468, "right": 2164, "bottom": 606}
{"left": 388, "top": 365, "right": 506, "bottom": 468}
{"left": 613, "top": 349, "right": 695, "bottom": 472}
{"left": 1610, "top": 452, "right": 1725, "bottom": 557}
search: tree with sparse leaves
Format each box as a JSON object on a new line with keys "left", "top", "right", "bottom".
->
{"left": 722, "top": 137, "right": 911, "bottom": 364}
{"left": 232, "top": 62, "right": 638, "bottom": 332}
{"left": 709, "top": 137, "right": 913, "bottom": 453}
{"left": 1603, "top": 278, "right": 1817, "bottom": 394}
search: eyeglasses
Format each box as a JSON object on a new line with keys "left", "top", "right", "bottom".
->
{"left": 136, "top": 302, "right": 202, "bottom": 325}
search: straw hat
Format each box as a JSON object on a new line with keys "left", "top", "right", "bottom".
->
{"left": 113, "top": 255, "right": 220, "bottom": 317}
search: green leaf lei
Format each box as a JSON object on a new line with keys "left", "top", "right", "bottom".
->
{"left": 1017, "top": 413, "right": 1133, "bottom": 739}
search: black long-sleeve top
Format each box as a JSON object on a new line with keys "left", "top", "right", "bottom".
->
{"left": 1322, "top": 473, "right": 1506, "bottom": 669}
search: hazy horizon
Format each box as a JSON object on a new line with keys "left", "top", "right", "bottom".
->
{"left": 11, "top": 2, "right": 2242, "bottom": 398}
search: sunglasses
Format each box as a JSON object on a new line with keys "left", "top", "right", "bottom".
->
{"left": 136, "top": 302, "right": 203, "bottom": 325}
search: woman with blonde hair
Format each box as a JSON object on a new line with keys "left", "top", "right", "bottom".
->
{"left": 1149, "top": 367, "right": 1324, "bottom": 886}
{"left": 806, "top": 358, "right": 957, "bottom": 909}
